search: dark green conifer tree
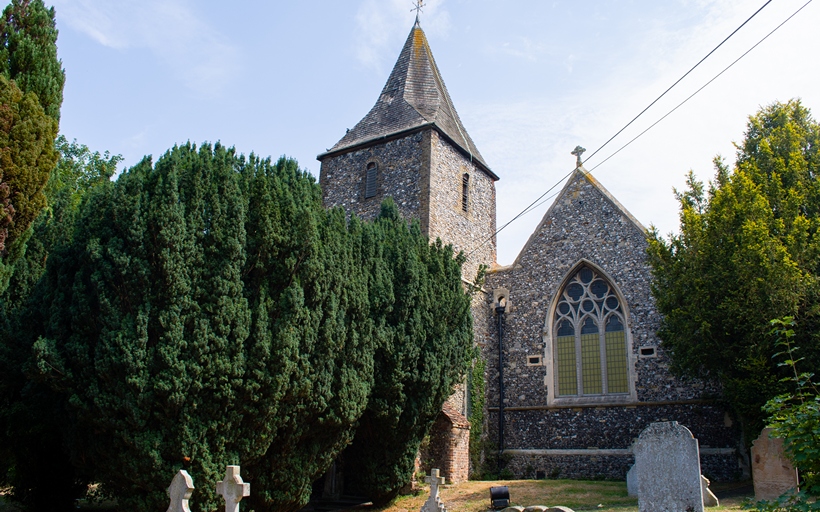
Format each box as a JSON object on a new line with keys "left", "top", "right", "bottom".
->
{"left": 0, "top": 137, "right": 121, "bottom": 511}
{"left": 22, "top": 143, "right": 374, "bottom": 511}
{"left": 341, "top": 200, "right": 474, "bottom": 503}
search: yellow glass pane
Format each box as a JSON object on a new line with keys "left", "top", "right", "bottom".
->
{"left": 556, "top": 335, "right": 577, "bottom": 396}
{"left": 581, "top": 333, "right": 602, "bottom": 394}
{"left": 606, "top": 330, "right": 629, "bottom": 393}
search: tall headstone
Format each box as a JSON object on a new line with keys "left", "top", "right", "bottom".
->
{"left": 421, "top": 468, "right": 448, "bottom": 512}
{"left": 217, "top": 465, "right": 251, "bottom": 512}
{"left": 167, "top": 470, "right": 194, "bottom": 512}
{"left": 633, "top": 421, "right": 704, "bottom": 512}
{"left": 752, "top": 428, "right": 799, "bottom": 501}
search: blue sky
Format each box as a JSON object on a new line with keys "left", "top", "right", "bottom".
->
{"left": 50, "top": 0, "right": 820, "bottom": 265}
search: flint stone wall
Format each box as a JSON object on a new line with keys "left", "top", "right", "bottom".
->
{"left": 483, "top": 170, "right": 738, "bottom": 481}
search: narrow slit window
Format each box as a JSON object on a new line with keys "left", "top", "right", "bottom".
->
{"left": 365, "top": 162, "right": 378, "bottom": 199}
{"left": 461, "top": 173, "right": 470, "bottom": 212}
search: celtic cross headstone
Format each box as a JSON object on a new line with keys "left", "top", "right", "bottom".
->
{"left": 216, "top": 465, "right": 251, "bottom": 512}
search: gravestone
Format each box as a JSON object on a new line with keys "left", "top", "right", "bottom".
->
{"left": 633, "top": 421, "right": 704, "bottom": 512}
{"left": 216, "top": 465, "right": 251, "bottom": 512}
{"left": 626, "top": 464, "right": 636, "bottom": 496}
{"left": 701, "top": 475, "right": 719, "bottom": 507}
{"left": 421, "top": 468, "right": 447, "bottom": 512}
{"left": 752, "top": 428, "right": 799, "bottom": 501}
{"left": 167, "top": 470, "right": 194, "bottom": 512}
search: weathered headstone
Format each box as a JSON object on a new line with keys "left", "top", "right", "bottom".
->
{"left": 626, "top": 464, "right": 637, "bottom": 496}
{"left": 421, "top": 468, "right": 447, "bottom": 512}
{"left": 167, "top": 470, "right": 194, "bottom": 512}
{"left": 701, "top": 475, "right": 719, "bottom": 507}
{"left": 216, "top": 465, "right": 251, "bottom": 512}
{"left": 752, "top": 427, "right": 799, "bottom": 501}
{"left": 633, "top": 421, "right": 704, "bottom": 512}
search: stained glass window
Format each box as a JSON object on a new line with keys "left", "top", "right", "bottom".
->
{"left": 553, "top": 265, "right": 630, "bottom": 397}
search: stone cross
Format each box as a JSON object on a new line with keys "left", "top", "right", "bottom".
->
{"left": 216, "top": 465, "right": 251, "bottom": 512}
{"left": 571, "top": 146, "right": 586, "bottom": 167}
{"left": 167, "top": 470, "right": 194, "bottom": 512}
{"left": 422, "top": 468, "right": 447, "bottom": 512}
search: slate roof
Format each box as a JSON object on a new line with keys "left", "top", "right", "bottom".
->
{"left": 319, "top": 21, "right": 496, "bottom": 179}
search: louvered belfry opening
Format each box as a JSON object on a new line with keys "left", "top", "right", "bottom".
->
{"left": 365, "top": 162, "right": 378, "bottom": 199}
{"left": 461, "top": 173, "right": 469, "bottom": 212}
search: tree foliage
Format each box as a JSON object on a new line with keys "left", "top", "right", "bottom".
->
{"left": 647, "top": 100, "right": 820, "bottom": 438}
{"left": 9, "top": 143, "right": 472, "bottom": 511}
{"left": 0, "top": 0, "right": 64, "bottom": 121}
{"left": 341, "top": 201, "right": 474, "bottom": 503}
{"left": 0, "top": 73, "right": 57, "bottom": 292}
{"left": 0, "top": 137, "right": 121, "bottom": 511}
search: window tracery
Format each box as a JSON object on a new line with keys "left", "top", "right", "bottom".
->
{"left": 553, "top": 265, "right": 629, "bottom": 397}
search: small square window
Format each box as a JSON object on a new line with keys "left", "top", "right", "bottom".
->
{"left": 639, "top": 346, "right": 656, "bottom": 358}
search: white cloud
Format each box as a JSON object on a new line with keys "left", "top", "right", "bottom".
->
{"left": 52, "top": 0, "right": 239, "bottom": 98}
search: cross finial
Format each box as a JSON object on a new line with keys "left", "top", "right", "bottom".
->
{"left": 571, "top": 145, "right": 586, "bottom": 168}
{"left": 167, "top": 470, "right": 194, "bottom": 512}
{"left": 412, "top": 0, "right": 424, "bottom": 24}
{"left": 216, "top": 465, "right": 250, "bottom": 512}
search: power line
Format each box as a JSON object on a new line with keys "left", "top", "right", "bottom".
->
{"left": 468, "top": 0, "right": 809, "bottom": 257}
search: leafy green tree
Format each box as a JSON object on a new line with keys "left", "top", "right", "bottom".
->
{"left": 340, "top": 200, "right": 474, "bottom": 504}
{"left": 648, "top": 99, "right": 820, "bottom": 439}
{"left": 0, "top": 0, "right": 65, "bottom": 121}
{"left": 18, "top": 143, "right": 374, "bottom": 511}
{"left": 0, "top": 137, "right": 121, "bottom": 511}
{"left": 0, "top": 73, "right": 57, "bottom": 293}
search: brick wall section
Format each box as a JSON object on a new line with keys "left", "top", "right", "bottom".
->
{"left": 422, "top": 403, "right": 471, "bottom": 484}
{"left": 483, "top": 169, "right": 741, "bottom": 481}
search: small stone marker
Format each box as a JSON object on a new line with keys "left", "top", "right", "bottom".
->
{"left": 421, "top": 468, "right": 447, "bottom": 512}
{"left": 752, "top": 427, "right": 799, "bottom": 501}
{"left": 626, "top": 464, "right": 636, "bottom": 496}
{"left": 633, "top": 421, "right": 704, "bottom": 512}
{"left": 216, "top": 465, "right": 251, "bottom": 512}
{"left": 701, "top": 475, "right": 719, "bottom": 507}
{"left": 167, "top": 470, "right": 194, "bottom": 512}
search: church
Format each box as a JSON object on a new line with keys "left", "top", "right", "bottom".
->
{"left": 318, "top": 20, "right": 744, "bottom": 484}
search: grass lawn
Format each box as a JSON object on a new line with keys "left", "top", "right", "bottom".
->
{"left": 376, "top": 479, "right": 754, "bottom": 512}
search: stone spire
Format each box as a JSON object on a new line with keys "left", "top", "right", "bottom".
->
{"left": 319, "top": 22, "right": 494, "bottom": 177}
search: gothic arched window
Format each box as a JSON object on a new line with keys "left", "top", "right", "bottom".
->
{"left": 365, "top": 162, "right": 378, "bottom": 199}
{"left": 553, "top": 265, "right": 629, "bottom": 397}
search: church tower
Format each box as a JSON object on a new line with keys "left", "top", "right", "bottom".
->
{"left": 318, "top": 20, "right": 498, "bottom": 280}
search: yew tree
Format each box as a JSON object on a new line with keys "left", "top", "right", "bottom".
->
{"left": 648, "top": 100, "right": 820, "bottom": 438}
{"left": 341, "top": 200, "right": 474, "bottom": 503}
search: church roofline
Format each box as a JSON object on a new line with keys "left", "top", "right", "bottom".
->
{"left": 321, "top": 22, "right": 495, "bottom": 178}
{"left": 317, "top": 123, "right": 499, "bottom": 181}
{"left": 505, "top": 167, "right": 647, "bottom": 270}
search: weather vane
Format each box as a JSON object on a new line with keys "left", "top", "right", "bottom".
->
{"left": 412, "top": 0, "right": 424, "bottom": 23}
